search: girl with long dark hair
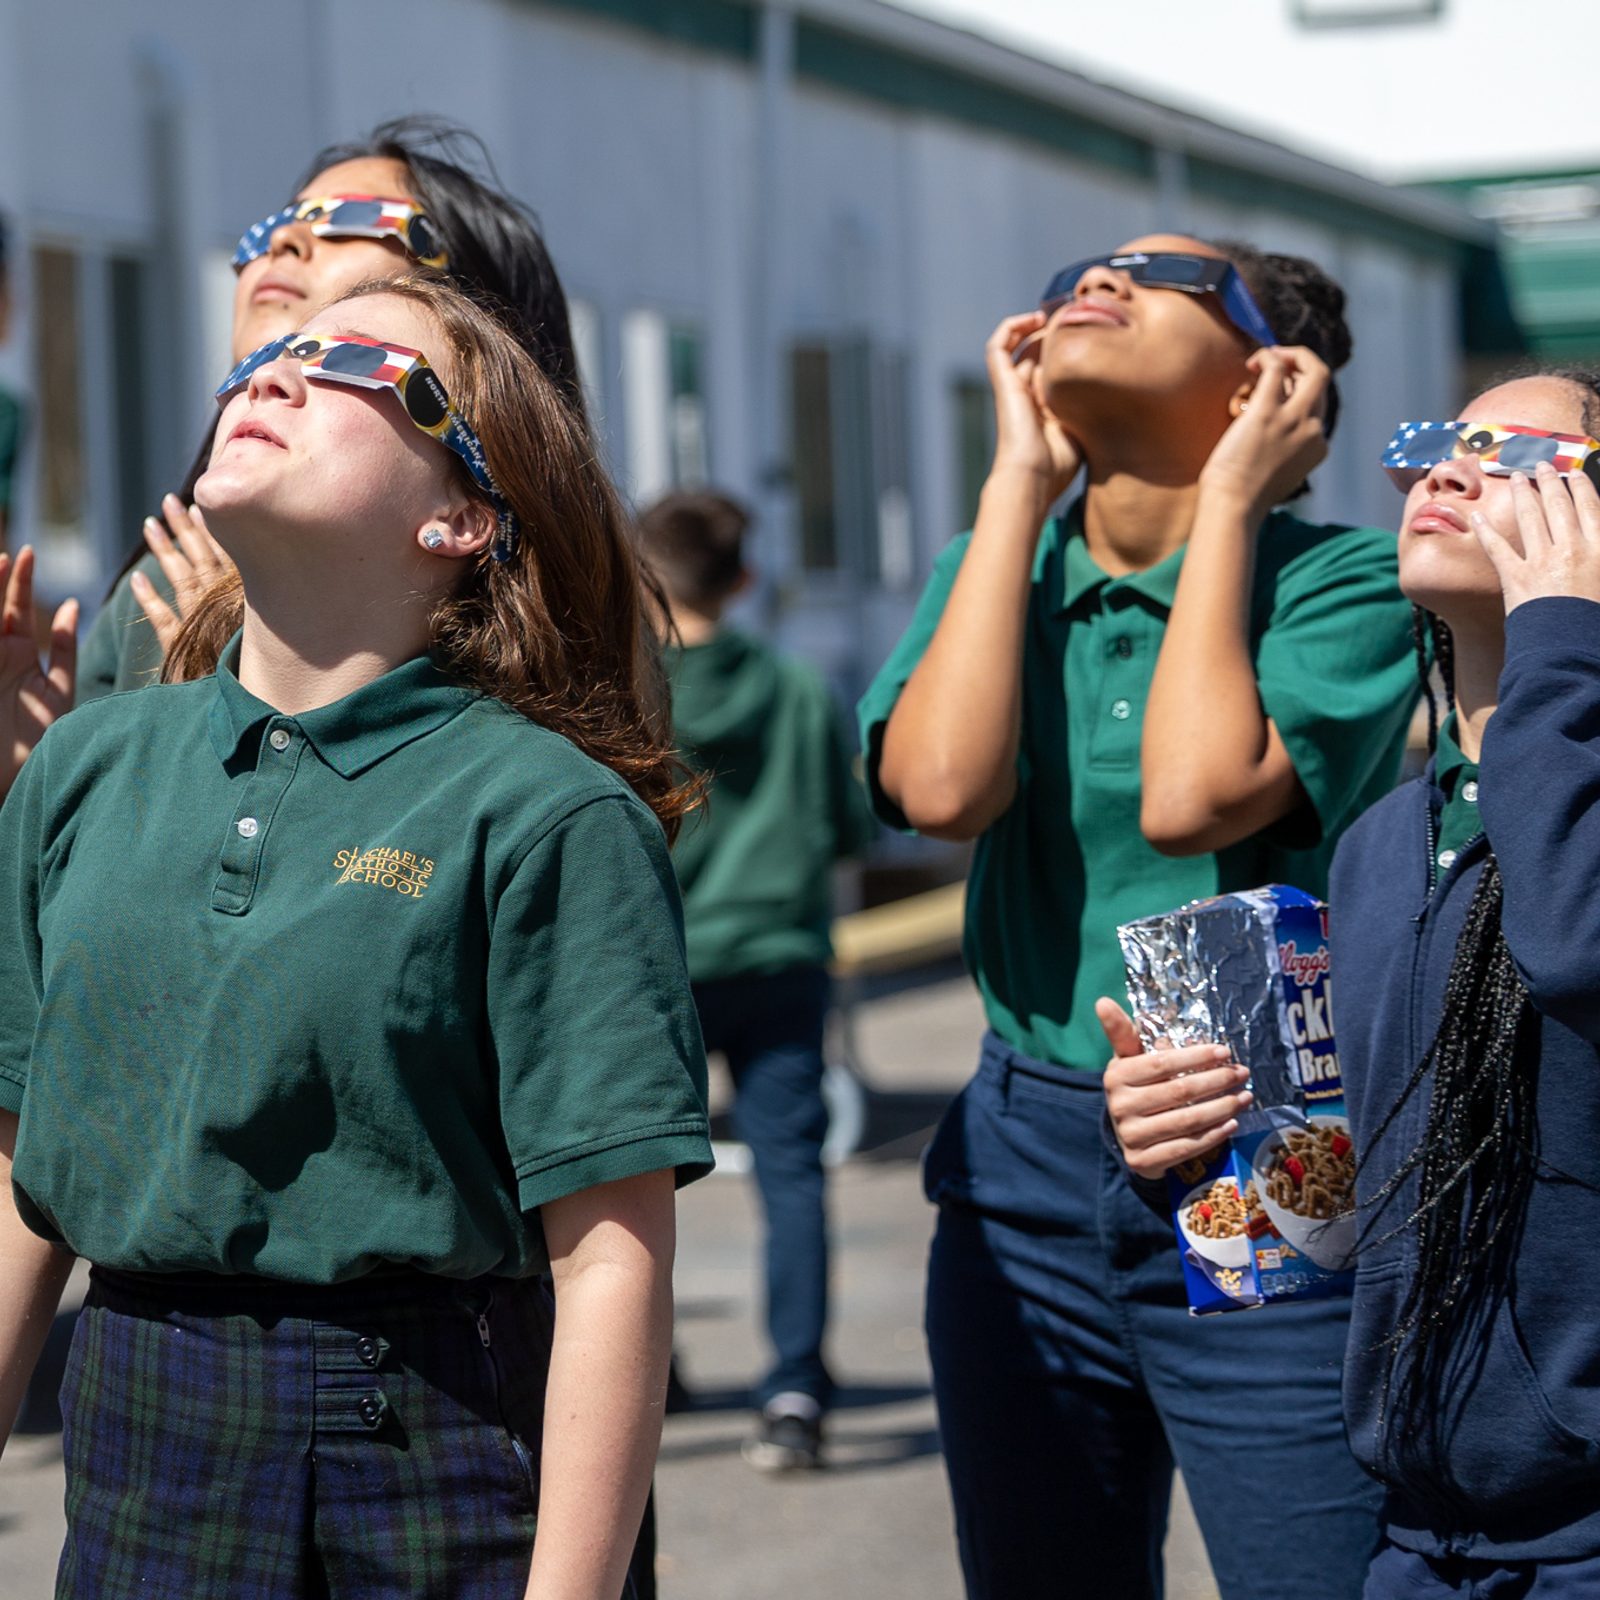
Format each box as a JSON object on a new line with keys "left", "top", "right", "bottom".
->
{"left": 858, "top": 235, "right": 1418, "bottom": 1597}
{"left": 0, "top": 274, "right": 709, "bottom": 1600}
{"left": 75, "top": 114, "right": 584, "bottom": 703}
{"left": 1109, "top": 368, "right": 1600, "bottom": 1593}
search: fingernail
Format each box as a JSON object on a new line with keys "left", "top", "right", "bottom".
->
{"left": 1237, "top": 1091, "right": 1254, "bottom": 1106}
{"left": 130, "top": 572, "right": 148, "bottom": 591}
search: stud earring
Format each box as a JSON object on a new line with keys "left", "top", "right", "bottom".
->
{"left": 422, "top": 529, "right": 446, "bottom": 551}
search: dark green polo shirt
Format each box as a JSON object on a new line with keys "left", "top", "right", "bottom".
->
{"left": 0, "top": 386, "right": 22, "bottom": 515}
{"left": 858, "top": 501, "right": 1417, "bottom": 1072}
{"left": 77, "top": 551, "right": 169, "bottom": 704}
{"left": 0, "top": 644, "right": 713, "bottom": 1282}
{"left": 1433, "top": 711, "right": 1481, "bottom": 880}
{"left": 666, "top": 629, "right": 876, "bottom": 982}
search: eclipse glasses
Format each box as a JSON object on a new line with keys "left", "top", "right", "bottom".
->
{"left": 1038, "top": 252, "right": 1279, "bottom": 349}
{"left": 232, "top": 195, "right": 448, "bottom": 272}
{"left": 1381, "top": 420, "right": 1600, "bottom": 493}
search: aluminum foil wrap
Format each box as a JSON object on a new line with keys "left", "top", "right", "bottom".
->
{"left": 1117, "top": 890, "right": 1300, "bottom": 1119}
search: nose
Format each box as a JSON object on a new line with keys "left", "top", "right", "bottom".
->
{"left": 246, "top": 354, "right": 308, "bottom": 407}
{"left": 267, "top": 219, "right": 315, "bottom": 263}
{"left": 1422, "top": 452, "right": 1483, "bottom": 498}
{"left": 1075, "top": 261, "right": 1132, "bottom": 301}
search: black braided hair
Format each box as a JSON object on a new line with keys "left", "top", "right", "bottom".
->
{"left": 1204, "top": 240, "right": 1352, "bottom": 443}
{"left": 1354, "top": 602, "right": 1543, "bottom": 1503}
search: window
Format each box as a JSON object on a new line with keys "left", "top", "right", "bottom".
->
{"left": 953, "top": 377, "right": 994, "bottom": 532}
{"left": 621, "top": 308, "right": 709, "bottom": 504}
{"left": 789, "top": 338, "right": 913, "bottom": 586}
{"left": 32, "top": 246, "right": 84, "bottom": 537}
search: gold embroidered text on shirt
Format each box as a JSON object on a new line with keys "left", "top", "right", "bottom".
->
{"left": 332, "top": 847, "right": 435, "bottom": 899}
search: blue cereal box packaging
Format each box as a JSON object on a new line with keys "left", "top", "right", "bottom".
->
{"left": 1117, "top": 885, "right": 1354, "bottom": 1316}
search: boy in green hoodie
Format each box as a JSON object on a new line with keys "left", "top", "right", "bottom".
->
{"left": 639, "top": 491, "right": 875, "bottom": 1472}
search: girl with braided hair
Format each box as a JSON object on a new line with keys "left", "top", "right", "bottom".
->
{"left": 860, "top": 235, "right": 1419, "bottom": 1598}
{"left": 1327, "top": 368, "right": 1600, "bottom": 1595}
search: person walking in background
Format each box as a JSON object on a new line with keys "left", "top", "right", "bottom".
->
{"left": 858, "top": 237, "right": 1418, "bottom": 1598}
{"left": 638, "top": 490, "right": 875, "bottom": 1472}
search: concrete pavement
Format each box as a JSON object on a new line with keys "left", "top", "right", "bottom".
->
{"left": 0, "top": 971, "right": 1219, "bottom": 1598}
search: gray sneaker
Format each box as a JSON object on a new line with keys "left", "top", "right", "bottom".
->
{"left": 742, "top": 1394, "right": 824, "bottom": 1472}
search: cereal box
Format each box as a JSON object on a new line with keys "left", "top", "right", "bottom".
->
{"left": 1117, "top": 885, "right": 1354, "bottom": 1316}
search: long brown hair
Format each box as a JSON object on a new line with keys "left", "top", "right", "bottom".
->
{"left": 165, "top": 273, "right": 699, "bottom": 839}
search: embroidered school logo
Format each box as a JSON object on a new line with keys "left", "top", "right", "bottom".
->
{"left": 332, "top": 846, "right": 435, "bottom": 899}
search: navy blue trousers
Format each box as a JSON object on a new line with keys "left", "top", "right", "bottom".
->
{"left": 692, "top": 965, "right": 832, "bottom": 1408}
{"left": 924, "top": 1033, "right": 1383, "bottom": 1600}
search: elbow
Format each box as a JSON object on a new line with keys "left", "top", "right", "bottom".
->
{"left": 1140, "top": 792, "right": 1227, "bottom": 858}
{"left": 893, "top": 769, "right": 1012, "bottom": 842}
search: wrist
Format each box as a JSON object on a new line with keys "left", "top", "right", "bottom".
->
{"left": 1195, "top": 476, "right": 1270, "bottom": 529}
{"left": 983, "top": 461, "right": 1064, "bottom": 517}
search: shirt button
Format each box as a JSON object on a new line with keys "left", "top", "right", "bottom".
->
{"left": 1437, "top": 849, "right": 1458, "bottom": 871}
{"left": 1113, "top": 637, "right": 1133, "bottom": 659}
{"left": 1461, "top": 780, "right": 1479, "bottom": 804}
{"left": 1110, "top": 698, "right": 1132, "bottom": 720}
{"left": 356, "top": 1335, "right": 380, "bottom": 1368}
{"left": 237, "top": 817, "right": 259, "bottom": 839}
{"left": 269, "top": 729, "right": 291, "bottom": 752}
{"left": 358, "top": 1393, "right": 386, "bottom": 1429}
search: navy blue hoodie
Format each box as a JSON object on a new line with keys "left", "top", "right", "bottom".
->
{"left": 1330, "top": 596, "right": 1600, "bottom": 1561}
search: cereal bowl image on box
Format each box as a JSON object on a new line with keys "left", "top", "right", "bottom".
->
{"left": 1177, "top": 1175, "right": 1253, "bottom": 1271}
{"left": 1251, "top": 1116, "right": 1356, "bottom": 1271}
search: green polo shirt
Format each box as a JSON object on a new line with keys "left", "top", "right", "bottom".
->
{"left": 77, "top": 551, "right": 169, "bottom": 704}
{"left": 858, "top": 500, "right": 1417, "bottom": 1072}
{"left": 0, "top": 386, "right": 22, "bottom": 515}
{"left": 1432, "top": 711, "right": 1481, "bottom": 880}
{"left": 0, "top": 643, "right": 713, "bottom": 1282}
{"left": 666, "top": 629, "right": 876, "bottom": 982}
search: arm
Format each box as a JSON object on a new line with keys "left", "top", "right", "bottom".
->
{"left": 0, "top": 1109, "right": 76, "bottom": 1457}
{"left": 1474, "top": 465, "right": 1600, "bottom": 1039}
{"left": 876, "top": 313, "right": 1080, "bottom": 841}
{"left": 522, "top": 1169, "right": 675, "bottom": 1600}
{"left": 1140, "top": 347, "right": 1329, "bottom": 854}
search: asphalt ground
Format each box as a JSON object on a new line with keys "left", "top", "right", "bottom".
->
{"left": 0, "top": 971, "right": 1219, "bottom": 1598}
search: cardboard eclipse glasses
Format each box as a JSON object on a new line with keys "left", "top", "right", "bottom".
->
{"left": 216, "top": 332, "right": 519, "bottom": 561}
{"left": 1038, "top": 252, "right": 1279, "bottom": 350}
{"left": 232, "top": 195, "right": 448, "bottom": 271}
{"left": 1381, "top": 420, "right": 1600, "bottom": 492}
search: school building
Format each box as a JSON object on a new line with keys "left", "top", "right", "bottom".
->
{"left": 0, "top": 0, "right": 1505, "bottom": 718}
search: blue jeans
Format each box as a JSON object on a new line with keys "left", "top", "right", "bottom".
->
{"left": 1365, "top": 1544, "right": 1600, "bottom": 1598}
{"left": 692, "top": 965, "right": 832, "bottom": 1409}
{"left": 924, "top": 1033, "right": 1383, "bottom": 1600}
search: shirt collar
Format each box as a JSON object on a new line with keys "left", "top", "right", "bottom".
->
{"left": 1433, "top": 710, "right": 1478, "bottom": 800}
{"left": 207, "top": 633, "right": 480, "bottom": 777}
{"left": 1056, "top": 497, "right": 1247, "bottom": 615}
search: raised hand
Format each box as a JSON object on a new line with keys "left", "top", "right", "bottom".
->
{"left": 986, "top": 311, "right": 1083, "bottom": 502}
{"left": 1198, "top": 345, "right": 1331, "bottom": 522}
{"left": 0, "top": 546, "right": 78, "bottom": 800}
{"left": 129, "top": 494, "right": 234, "bottom": 657}
{"left": 1473, "top": 461, "right": 1600, "bottom": 613}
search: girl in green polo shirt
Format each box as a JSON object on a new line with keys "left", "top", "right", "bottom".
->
{"left": 858, "top": 237, "right": 1418, "bottom": 1599}
{"left": 0, "top": 274, "right": 712, "bottom": 1600}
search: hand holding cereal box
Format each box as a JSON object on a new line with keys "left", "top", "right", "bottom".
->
{"left": 1118, "top": 885, "right": 1354, "bottom": 1315}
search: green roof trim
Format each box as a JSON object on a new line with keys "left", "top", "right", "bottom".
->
{"left": 793, "top": 20, "right": 1153, "bottom": 180}
{"left": 529, "top": 0, "right": 755, "bottom": 58}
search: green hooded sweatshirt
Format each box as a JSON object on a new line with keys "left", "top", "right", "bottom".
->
{"left": 666, "top": 629, "right": 875, "bottom": 982}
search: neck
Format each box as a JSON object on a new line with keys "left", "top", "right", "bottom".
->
{"left": 233, "top": 559, "right": 437, "bottom": 715}
{"left": 1439, "top": 606, "right": 1505, "bottom": 763}
{"left": 1073, "top": 408, "right": 1236, "bottom": 574}
{"left": 668, "top": 599, "right": 722, "bottom": 647}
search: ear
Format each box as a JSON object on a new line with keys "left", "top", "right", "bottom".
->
{"left": 415, "top": 496, "right": 498, "bottom": 561}
{"left": 1227, "top": 377, "right": 1255, "bottom": 419}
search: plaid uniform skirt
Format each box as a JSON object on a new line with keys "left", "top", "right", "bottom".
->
{"left": 56, "top": 1265, "right": 641, "bottom": 1600}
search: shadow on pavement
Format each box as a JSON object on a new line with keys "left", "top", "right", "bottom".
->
{"left": 671, "top": 1380, "right": 929, "bottom": 1415}
{"left": 659, "top": 1421, "right": 941, "bottom": 1472}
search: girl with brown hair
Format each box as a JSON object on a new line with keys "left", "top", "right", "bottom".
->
{"left": 0, "top": 273, "right": 711, "bottom": 1600}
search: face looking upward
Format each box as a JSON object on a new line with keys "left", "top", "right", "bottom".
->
{"left": 231, "top": 156, "right": 419, "bottom": 362}
{"left": 1397, "top": 376, "right": 1597, "bottom": 629}
{"left": 1035, "top": 233, "right": 1259, "bottom": 437}
{"left": 198, "top": 292, "right": 494, "bottom": 579}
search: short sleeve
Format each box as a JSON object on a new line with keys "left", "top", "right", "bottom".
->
{"left": 856, "top": 532, "right": 972, "bottom": 831}
{"left": 0, "top": 736, "right": 49, "bottom": 1114}
{"left": 488, "top": 793, "right": 712, "bottom": 1213}
{"left": 76, "top": 554, "right": 170, "bottom": 706}
{"left": 1254, "top": 523, "right": 1418, "bottom": 847}
{"left": 820, "top": 681, "right": 876, "bottom": 859}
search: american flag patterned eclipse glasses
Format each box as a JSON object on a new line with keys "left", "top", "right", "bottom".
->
{"left": 1382, "top": 420, "right": 1600, "bottom": 492}
{"left": 216, "top": 332, "right": 519, "bottom": 562}
{"left": 232, "top": 195, "right": 448, "bottom": 271}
